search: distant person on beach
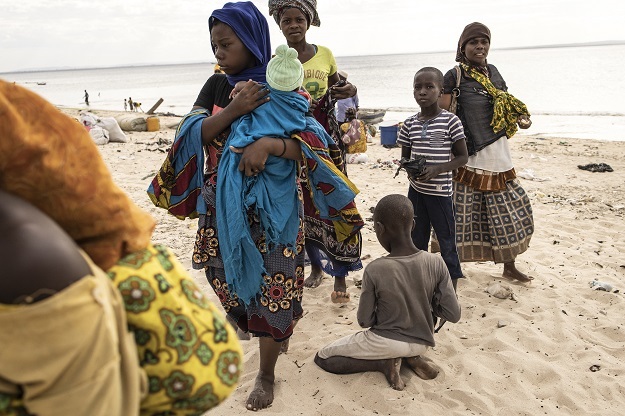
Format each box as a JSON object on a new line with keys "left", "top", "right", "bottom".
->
{"left": 146, "top": 2, "right": 360, "bottom": 410}
{"left": 84, "top": 89, "right": 89, "bottom": 106}
{"left": 128, "top": 97, "right": 134, "bottom": 112}
{"left": 269, "top": 0, "right": 362, "bottom": 304}
{"left": 0, "top": 189, "right": 143, "bottom": 416}
{"left": 397, "top": 67, "right": 468, "bottom": 290}
{"left": 314, "top": 194, "right": 461, "bottom": 390}
{"left": 438, "top": 22, "right": 534, "bottom": 282}
{"left": 335, "top": 70, "right": 359, "bottom": 124}
{"left": 124, "top": 98, "right": 128, "bottom": 111}
{"left": 134, "top": 101, "right": 143, "bottom": 112}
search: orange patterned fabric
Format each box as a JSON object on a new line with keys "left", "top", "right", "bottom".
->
{"left": 0, "top": 80, "right": 155, "bottom": 270}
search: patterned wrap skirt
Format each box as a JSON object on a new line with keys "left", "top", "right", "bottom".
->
{"left": 453, "top": 170, "right": 534, "bottom": 263}
{"left": 193, "top": 183, "right": 305, "bottom": 343}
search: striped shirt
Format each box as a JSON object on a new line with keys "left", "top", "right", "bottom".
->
{"left": 397, "top": 110, "right": 465, "bottom": 197}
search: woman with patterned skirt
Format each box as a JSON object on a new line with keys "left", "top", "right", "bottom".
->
{"left": 439, "top": 22, "right": 534, "bottom": 283}
{"left": 268, "top": 0, "right": 362, "bottom": 302}
{"left": 148, "top": 2, "right": 362, "bottom": 410}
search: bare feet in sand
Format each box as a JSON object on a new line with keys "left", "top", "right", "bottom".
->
{"left": 502, "top": 261, "right": 534, "bottom": 283}
{"left": 246, "top": 371, "right": 275, "bottom": 411}
{"left": 384, "top": 358, "right": 406, "bottom": 390}
{"left": 404, "top": 356, "right": 439, "bottom": 380}
{"left": 330, "top": 276, "right": 350, "bottom": 303}
{"left": 330, "top": 291, "right": 350, "bottom": 303}
{"left": 303, "top": 263, "right": 324, "bottom": 288}
{"left": 280, "top": 338, "right": 290, "bottom": 354}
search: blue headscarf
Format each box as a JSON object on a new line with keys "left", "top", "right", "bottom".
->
{"left": 209, "top": 2, "right": 271, "bottom": 86}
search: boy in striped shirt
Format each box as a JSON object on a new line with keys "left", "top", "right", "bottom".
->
{"left": 397, "top": 67, "right": 468, "bottom": 290}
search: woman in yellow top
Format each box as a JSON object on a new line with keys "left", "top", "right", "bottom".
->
{"left": 269, "top": 0, "right": 362, "bottom": 304}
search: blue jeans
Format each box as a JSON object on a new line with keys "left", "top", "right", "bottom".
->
{"left": 407, "top": 187, "right": 463, "bottom": 279}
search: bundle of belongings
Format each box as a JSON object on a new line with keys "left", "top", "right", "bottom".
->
{"left": 79, "top": 110, "right": 128, "bottom": 145}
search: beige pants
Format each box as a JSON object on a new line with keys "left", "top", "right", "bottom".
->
{"left": 317, "top": 329, "right": 428, "bottom": 360}
{"left": 0, "top": 257, "right": 144, "bottom": 416}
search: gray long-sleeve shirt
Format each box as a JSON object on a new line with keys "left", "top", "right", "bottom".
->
{"left": 357, "top": 251, "right": 461, "bottom": 346}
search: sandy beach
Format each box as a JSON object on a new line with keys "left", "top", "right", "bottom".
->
{"left": 65, "top": 108, "right": 625, "bottom": 415}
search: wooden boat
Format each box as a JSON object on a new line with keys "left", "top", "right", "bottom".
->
{"left": 357, "top": 108, "right": 386, "bottom": 125}
{"left": 36, "top": 82, "right": 47, "bottom": 85}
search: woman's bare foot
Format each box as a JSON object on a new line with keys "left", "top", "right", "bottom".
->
{"left": 330, "top": 276, "right": 350, "bottom": 303}
{"left": 304, "top": 263, "right": 324, "bottom": 288}
{"left": 383, "top": 358, "right": 405, "bottom": 390}
{"left": 246, "top": 371, "right": 275, "bottom": 411}
{"left": 502, "top": 261, "right": 534, "bottom": 283}
{"left": 404, "top": 356, "right": 439, "bottom": 380}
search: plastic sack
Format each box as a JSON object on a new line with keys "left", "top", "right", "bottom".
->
{"left": 346, "top": 153, "right": 368, "bottom": 164}
{"left": 89, "top": 125, "right": 109, "bottom": 145}
{"left": 97, "top": 117, "right": 128, "bottom": 143}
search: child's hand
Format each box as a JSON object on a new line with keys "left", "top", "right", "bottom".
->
{"left": 412, "top": 165, "right": 440, "bottom": 182}
{"left": 228, "top": 80, "right": 248, "bottom": 99}
{"left": 517, "top": 115, "right": 532, "bottom": 129}
{"left": 228, "top": 80, "right": 270, "bottom": 117}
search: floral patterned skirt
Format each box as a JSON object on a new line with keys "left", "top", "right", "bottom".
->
{"left": 193, "top": 200, "right": 305, "bottom": 342}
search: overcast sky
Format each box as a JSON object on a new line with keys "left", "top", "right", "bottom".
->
{"left": 1, "top": 0, "right": 622, "bottom": 73}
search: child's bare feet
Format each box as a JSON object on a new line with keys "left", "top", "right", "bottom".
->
{"left": 502, "top": 261, "right": 533, "bottom": 283}
{"left": 246, "top": 371, "right": 275, "bottom": 411}
{"left": 404, "top": 356, "right": 439, "bottom": 380}
{"left": 304, "top": 264, "right": 324, "bottom": 288}
{"left": 331, "top": 276, "right": 350, "bottom": 303}
{"left": 383, "top": 358, "right": 405, "bottom": 390}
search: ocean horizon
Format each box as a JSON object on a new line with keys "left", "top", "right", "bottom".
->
{"left": 4, "top": 40, "right": 624, "bottom": 75}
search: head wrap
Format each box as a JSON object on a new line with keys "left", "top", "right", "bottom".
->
{"left": 266, "top": 45, "right": 304, "bottom": 91}
{"left": 209, "top": 2, "right": 271, "bottom": 85}
{"left": 455, "top": 22, "right": 491, "bottom": 64}
{"left": 268, "top": 0, "right": 321, "bottom": 27}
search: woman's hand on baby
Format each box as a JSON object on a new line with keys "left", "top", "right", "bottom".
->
{"left": 228, "top": 80, "right": 270, "bottom": 117}
{"left": 517, "top": 115, "right": 532, "bottom": 129}
{"left": 230, "top": 138, "right": 272, "bottom": 177}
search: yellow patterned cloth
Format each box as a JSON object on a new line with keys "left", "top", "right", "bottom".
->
{"left": 460, "top": 63, "right": 530, "bottom": 138}
{"left": 108, "top": 244, "right": 243, "bottom": 416}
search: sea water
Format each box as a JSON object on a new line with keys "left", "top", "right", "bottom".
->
{"left": 3, "top": 44, "right": 624, "bottom": 140}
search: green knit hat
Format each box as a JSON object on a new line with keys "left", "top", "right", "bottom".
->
{"left": 266, "top": 44, "right": 304, "bottom": 91}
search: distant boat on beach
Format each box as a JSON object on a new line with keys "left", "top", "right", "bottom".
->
{"left": 37, "top": 82, "right": 46, "bottom": 85}
{"left": 358, "top": 108, "right": 386, "bottom": 125}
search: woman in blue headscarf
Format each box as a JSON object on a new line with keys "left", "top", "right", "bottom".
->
{"left": 148, "top": 1, "right": 362, "bottom": 411}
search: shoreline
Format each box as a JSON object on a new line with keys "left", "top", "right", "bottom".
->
{"left": 60, "top": 106, "right": 625, "bottom": 142}
{"left": 75, "top": 106, "right": 625, "bottom": 415}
